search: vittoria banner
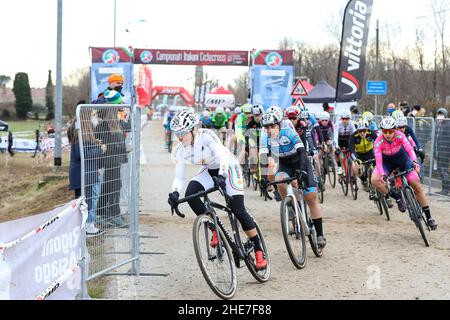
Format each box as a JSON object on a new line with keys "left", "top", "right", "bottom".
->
{"left": 335, "top": 0, "right": 373, "bottom": 102}
{"left": 133, "top": 49, "right": 249, "bottom": 66}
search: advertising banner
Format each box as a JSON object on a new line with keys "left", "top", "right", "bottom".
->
{"left": 251, "top": 65, "right": 294, "bottom": 109}
{"left": 134, "top": 49, "right": 249, "bottom": 66}
{"left": 90, "top": 47, "right": 134, "bottom": 104}
{"left": 251, "top": 49, "right": 294, "bottom": 66}
{"left": 0, "top": 199, "right": 87, "bottom": 300}
{"left": 137, "top": 65, "right": 153, "bottom": 107}
{"left": 335, "top": 0, "right": 374, "bottom": 101}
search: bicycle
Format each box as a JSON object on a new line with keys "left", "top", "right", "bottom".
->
{"left": 337, "top": 148, "right": 351, "bottom": 196}
{"left": 169, "top": 180, "right": 271, "bottom": 299}
{"left": 321, "top": 146, "right": 336, "bottom": 189}
{"left": 167, "top": 130, "right": 173, "bottom": 153}
{"left": 386, "top": 168, "right": 431, "bottom": 246}
{"left": 360, "top": 159, "right": 390, "bottom": 221}
{"left": 262, "top": 170, "right": 323, "bottom": 269}
{"left": 310, "top": 152, "right": 324, "bottom": 204}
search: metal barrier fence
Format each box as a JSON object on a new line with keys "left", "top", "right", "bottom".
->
{"left": 76, "top": 104, "right": 140, "bottom": 299}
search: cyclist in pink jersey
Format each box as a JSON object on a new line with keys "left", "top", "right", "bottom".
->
{"left": 371, "top": 117, "right": 437, "bottom": 230}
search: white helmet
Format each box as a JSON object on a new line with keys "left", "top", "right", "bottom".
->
{"left": 363, "top": 111, "right": 374, "bottom": 122}
{"left": 396, "top": 117, "right": 408, "bottom": 127}
{"left": 319, "top": 111, "right": 330, "bottom": 121}
{"left": 266, "top": 106, "right": 283, "bottom": 120}
{"left": 391, "top": 110, "right": 404, "bottom": 120}
{"left": 225, "top": 107, "right": 231, "bottom": 113}
{"left": 170, "top": 110, "right": 199, "bottom": 134}
{"left": 215, "top": 107, "right": 225, "bottom": 114}
{"left": 168, "top": 105, "right": 177, "bottom": 112}
{"left": 341, "top": 110, "right": 351, "bottom": 118}
{"left": 380, "top": 116, "right": 397, "bottom": 130}
{"left": 252, "top": 104, "right": 264, "bottom": 115}
{"left": 299, "top": 106, "right": 309, "bottom": 113}
{"left": 355, "top": 119, "right": 369, "bottom": 130}
{"left": 235, "top": 107, "right": 242, "bottom": 114}
{"left": 202, "top": 110, "right": 210, "bottom": 117}
{"left": 262, "top": 112, "right": 282, "bottom": 126}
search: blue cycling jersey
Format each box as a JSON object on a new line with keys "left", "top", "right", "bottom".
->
{"left": 368, "top": 121, "right": 378, "bottom": 132}
{"left": 260, "top": 126, "right": 304, "bottom": 158}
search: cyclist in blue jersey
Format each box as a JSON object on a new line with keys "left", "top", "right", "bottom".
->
{"left": 163, "top": 106, "right": 177, "bottom": 149}
{"left": 259, "top": 110, "right": 326, "bottom": 249}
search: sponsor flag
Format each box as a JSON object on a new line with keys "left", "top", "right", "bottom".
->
{"left": 335, "top": 0, "right": 374, "bottom": 102}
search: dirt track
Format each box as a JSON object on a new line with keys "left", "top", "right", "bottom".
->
{"left": 106, "top": 120, "right": 450, "bottom": 300}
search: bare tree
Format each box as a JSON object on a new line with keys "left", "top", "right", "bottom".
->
{"left": 228, "top": 73, "right": 248, "bottom": 105}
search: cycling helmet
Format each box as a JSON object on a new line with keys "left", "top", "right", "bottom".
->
{"left": 266, "top": 106, "right": 283, "bottom": 120}
{"left": 299, "top": 111, "right": 310, "bottom": 120}
{"left": 396, "top": 117, "right": 408, "bottom": 127}
{"left": 252, "top": 104, "right": 264, "bottom": 115}
{"left": 234, "top": 107, "right": 242, "bottom": 114}
{"left": 380, "top": 116, "right": 397, "bottom": 130}
{"left": 215, "top": 107, "right": 225, "bottom": 114}
{"left": 168, "top": 106, "right": 177, "bottom": 112}
{"left": 262, "top": 112, "right": 282, "bottom": 126}
{"left": 202, "top": 110, "right": 210, "bottom": 117}
{"left": 363, "top": 111, "right": 374, "bottom": 122}
{"left": 299, "top": 106, "right": 309, "bottom": 113}
{"left": 355, "top": 119, "right": 369, "bottom": 130}
{"left": 391, "top": 110, "right": 404, "bottom": 120}
{"left": 340, "top": 110, "right": 351, "bottom": 119}
{"left": 225, "top": 107, "right": 231, "bottom": 113}
{"left": 242, "top": 103, "right": 253, "bottom": 113}
{"left": 285, "top": 105, "right": 300, "bottom": 119}
{"left": 170, "top": 110, "right": 199, "bottom": 134}
{"left": 319, "top": 111, "right": 330, "bottom": 121}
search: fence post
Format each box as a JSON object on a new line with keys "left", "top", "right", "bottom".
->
{"left": 131, "top": 105, "right": 140, "bottom": 276}
{"left": 428, "top": 118, "right": 436, "bottom": 195}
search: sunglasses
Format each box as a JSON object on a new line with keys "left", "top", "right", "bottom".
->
{"left": 264, "top": 124, "right": 278, "bottom": 129}
{"left": 397, "top": 126, "right": 406, "bottom": 129}
{"left": 175, "top": 130, "right": 191, "bottom": 138}
{"left": 358, "top": 129, "right": 367, "bottom": 133}
{"left": 382, "top": 129, "right": 395, "bottom": 135}
{"left": 341, "top": 117, "right": 350, "bottom": 121}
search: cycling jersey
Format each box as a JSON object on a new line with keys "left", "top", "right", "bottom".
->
{"left": 260, "top": 126, "right": 305, "bottom": 159}
{"left": 404, "top": 126, "right": 422, "bottom": 150}
{"left": 163, "top": 112, "right": 175, "bottom": 130}
{"left": 374, "top": 131, "right": 417, "bottom": 177}
{"left": 200, "top": 116, "right": 213, "bottom": 129}
{"left": 235, "top": 113, "right": 250, "bottom": 143}
{"left": 245, "top": 118, "right": 262, "bottom": 148}
{"left": 172, "top": 129, "right": 239, "bottom": 194}
{"left": 349, "top": 130, "right": 378, "bottom": 155}
{"left": 368, "top": 121, "right": 378, "bottom": 132}
{"left": 334, "top": 121, "right": 356, "bottom": 149}
{"left": 319, "top": 121, "right": 335, "bottom": 142}
{"left": 211, "top": 113, "right": 229, "bottom": 129}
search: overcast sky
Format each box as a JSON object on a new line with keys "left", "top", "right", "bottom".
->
{"left": 0, "top": 0, "right": 444, "bottom": 89}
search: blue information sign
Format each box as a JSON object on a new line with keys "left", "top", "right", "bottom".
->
{"left": 366, "top": 81, "right": 387, "bottom": 95}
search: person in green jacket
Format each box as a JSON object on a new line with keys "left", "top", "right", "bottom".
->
{"left": 212, "top": 107, "right": 229, "bottom": 144}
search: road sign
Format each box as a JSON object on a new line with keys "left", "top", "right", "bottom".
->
{"left": 293, "top": 97, "right": 305, "bottom": 107}
{"left": 366, "top": 81, "right": 387, "bottom": 95}
{"left": 291, "top": 79, "right": 308, "bottom": 97}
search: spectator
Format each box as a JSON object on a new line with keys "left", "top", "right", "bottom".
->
{"left": 7, "top": 131, "right": 14, "bottom": 157}
{"left": 399, "top": 101, "right": 410, "bottom": 117}
{"left": 94, "top": 74, "right": 125, "bottom": 104}
{"left": 46, "top": 122, "right": 55, "bottom": 136}
{"left": 409, "top": 104, "right": 425, "bottom": 118}
{"left": 386, "top": 102, "right": 396, "bottom": 115}
{"left": 322, "top": 102, "right": 334, "bottom": 113}
{"left": 350, "top": 105, "right": 360, "bottom": 120}
{"left": 31, "top": 129, "right": 40, "bottom": 158}
{"left": 68, "top": 121, "right": 81, "bottom": 199}
{"left": 434, "top": 108, "right": 450, "bottom": 195}
{"left": 95, "top": 94, "right": 128, "bottom": 228}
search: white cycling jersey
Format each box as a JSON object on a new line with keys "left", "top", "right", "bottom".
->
{"left": 333, "top": 121, "right": 356, "bottom": 146}
{"left": 172, "top": 129, "right": 232, "bottom": 193}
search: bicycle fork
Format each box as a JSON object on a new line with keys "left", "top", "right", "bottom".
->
{"left": 286, "top": 185, "right": 310, "bottom": 238}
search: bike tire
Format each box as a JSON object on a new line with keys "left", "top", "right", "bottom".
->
{"left": 167, "top": 140, "right": 172, "bottom": 154}
{"left": 280, "top": 197, "right": 307, "bottom": 269}
{"left": 243, "top": 166, "right": 251, "bottom": 188}
{"left": 303, "top": 201, "right": 323, "bottom": 257}
{"left": 328, "top": 155, "right": 337, "bottom": 189}
{"left": 404, "top": 187, "right": 429, "bottom": 247}
{"left": 379, "top": 192, "right": 390, "bottom": 221}
{"left": 252, "top": 174, "right": 258, "bottom": 191}
{"left": 350, "top": 172, "right": 358, "bottom": 200}
{"left": 243, "top": 219, "right": 271, "bottom": 283}
{"left": 192, "top": 215, "right": 237, "bottom": 299}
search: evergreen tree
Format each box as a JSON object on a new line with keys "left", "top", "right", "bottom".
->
{"left": 12, "top": 72, "right": 33, "bottom": 119}
{"left": 46, "top": 70, "right": 55, "bottom": 120}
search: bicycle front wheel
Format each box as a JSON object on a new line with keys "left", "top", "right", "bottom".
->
{"left": 328, "top": 155, "right": 337, "bottom": 188}
{"left": 280, "top": 197, "right": 307, "bottom": 269}
{"left": 193, "top": 215, "right": 237, "bottom": 299}
{"left": 404, "top": 187, "right": 429, "bottom": 247}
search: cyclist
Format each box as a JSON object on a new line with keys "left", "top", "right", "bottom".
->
{"left": 362, "top": 111, "right": 378, "bottom": 132}
{"left": 246, "top": 104, "right": 264, "bottom": 174}
{"left": 298, "top": 109, "right": 324, "bottom": 178}
{"left": 349, "top": 119, "right": 378, "bottom": 191}
{"left": 163, "top": 106, "right": 177, "bottom": 149}
{"left": 392, "top": 112, "right": 424, "bottom": 161}
{"left": 212, "top": 107, "right": 229, "bottom": 143}
{"left": 228, "top": 107, "right": 242, "bottom": 154}
{"left": 224, "top": 107, "right": 232, "bottom": 121}
{"left": 200, "top": 110, "right": 213, "bottom": 129}
{"left": 167, "top": 110, "right": 268, "bottom": 269}
{"left": 334, "top": 110, "right": 356, "bottom": 176}
{"left": 259, "top": 111, "right": 326, "bottom": 248}
{"left": 317, "top": 111, "right": 337, "bottom": 166}
{"left": 235, "top": 103, "right": 253, "bottom": 165}
{"left": 371, "top": 117, "right": 437, "bottom": 230}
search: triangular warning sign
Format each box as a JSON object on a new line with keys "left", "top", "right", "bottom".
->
{"left": 293, "top": 98, "right": 305, "bottom": 107}
{"left": 291, "top": 80, "right": 308, "bottom": 97}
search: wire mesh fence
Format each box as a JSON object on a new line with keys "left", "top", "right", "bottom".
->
{"left": 76, "top": 104, "right": 140, "bottom": 298}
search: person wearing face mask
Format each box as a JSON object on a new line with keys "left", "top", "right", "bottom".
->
{"left": 434, "top": 108, "right": 450, "bottom": 195}
{"left": 93, "top": 74, "right": 125, "bottom": 104}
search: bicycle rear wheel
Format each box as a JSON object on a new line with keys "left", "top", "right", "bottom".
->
{"left": 280, "top": 197, "right": 307, "bottom": 269}
{"left": 242, "top": 219, "right": 271, "bottom": 283}
{"left": 404, "top": 187, "right": 429, "bottom": 247}
{"left": 193, "top": 215, "right": 237, "bottom": 299}
{"left": 243, "top": 165, "right": 251, "bottom": 188}
{"left": 328, "top": 155, "right": 337, "bottom": 188}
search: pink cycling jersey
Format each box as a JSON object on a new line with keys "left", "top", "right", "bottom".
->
{"left": 374, "top": 130, "right": 417, "bottom": 176}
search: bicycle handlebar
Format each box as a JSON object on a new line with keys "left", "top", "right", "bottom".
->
{"left": 386, "top": 167, "right": 416, "bottom": 182}
{"left": 265, "top": 170, "right": 308, "bottom": 187}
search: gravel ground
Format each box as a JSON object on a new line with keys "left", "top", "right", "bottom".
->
{"left": 104, "top": 120, "right": 450, "bottom": 300}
